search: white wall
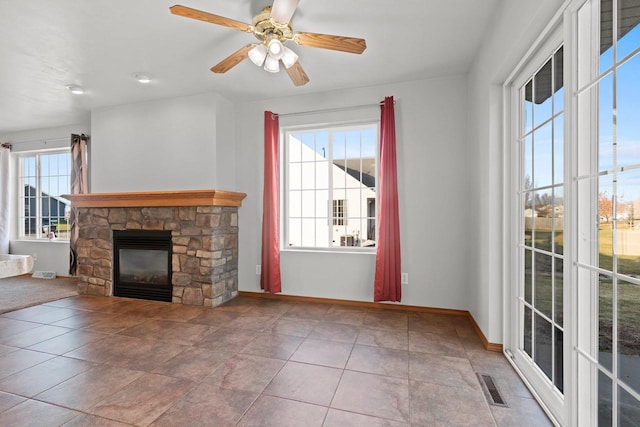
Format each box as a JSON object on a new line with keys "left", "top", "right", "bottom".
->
{"left": 1, "top": 123, "right": 90, "bottom": 276}
{"left": 235, "top": 76, "right": 472, "bottom": 310}
{"left": 466, "top": 0, "right": 565, "bottom": 343}
{"left": 91, "top": 92, "right": 233, "bottom": 193}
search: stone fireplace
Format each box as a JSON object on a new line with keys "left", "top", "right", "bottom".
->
{"left": 64, "top": 190, "right": 246, "bottom": 307}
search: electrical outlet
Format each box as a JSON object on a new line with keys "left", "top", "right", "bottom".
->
{"left": 256, "top": 264, "right": 261, "bottom": 275}
{"left": 32, "top": 253, "right": 37, "bottom": 261}
{"left": 401, "top": 272, "right": 408, "bottom": 284}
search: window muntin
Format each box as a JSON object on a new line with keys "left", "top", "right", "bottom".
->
{"left": 284, "top": 124, "right": 378, "bottom": 249}
{"left": 19, "top": 150, "right": 72, "bottom": 240}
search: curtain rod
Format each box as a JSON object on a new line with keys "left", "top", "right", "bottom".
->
{"left": 0, "top": 143, "right": 11, "bottom": 150}
{"left": 275, "top": 99, "right": 396, "bottom": 119}
{"left": 5, "top": 136, "right": 69, "bottom": 146}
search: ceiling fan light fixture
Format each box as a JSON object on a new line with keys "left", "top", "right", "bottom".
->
{"left": 248, "top": 44, "right": 268, "bottom": 67}
{"left": 134, "top": 73, "right": 152, "bottom": 83}
{"left": 65, "top": 85, "right": 84, "bottom": 95}
{"left": 281, "top": 47, "right": 298, "bottom": 69}
{"left": 267, "top": 39, "right": 284, "bottom": 60}
{"left": 263, "top": 55, "right": 280, "bottom": 73}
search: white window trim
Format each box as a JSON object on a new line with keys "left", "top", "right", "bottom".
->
{"left": 280, "top": 121, "right": 379, "bottom": 253}
{"left": 17, "top": 147, "right": 72, "bottom": 241}
{"left": 503, "top": 4, "right": 570, "bottom": 426}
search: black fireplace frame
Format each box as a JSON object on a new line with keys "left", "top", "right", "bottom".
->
{"left": 113, "top": 230, "right": 172, "bottom": 302}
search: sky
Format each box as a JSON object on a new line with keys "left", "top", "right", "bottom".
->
{"left": 525, "top": 20, "right": 640, "bottom": 202}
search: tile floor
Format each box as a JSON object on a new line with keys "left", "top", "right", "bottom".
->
{"left": 0, "top": 295, "right": 553, "bottom": 426}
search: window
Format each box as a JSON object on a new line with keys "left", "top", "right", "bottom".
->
{"left": 519, "top": 45, "right": 565, "bottom": 394}
{"left": 332, "top": 199, "right": 346, "bottom": 226}
{"left": 574, "top": 0, "right": 640, "bottom": 424}
{"left": 283, "top": 124, "right": 378, "bottom": 249}
{"left": 19, "top": 149, "right": 72, "bottom": 240}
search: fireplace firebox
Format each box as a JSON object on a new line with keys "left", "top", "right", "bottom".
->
{"left": 113, "top": 230, "right": 172, "bottom": 302}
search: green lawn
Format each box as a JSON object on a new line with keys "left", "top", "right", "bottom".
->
{"left": 525, "top": 225, "right": 640, "bottom": 355}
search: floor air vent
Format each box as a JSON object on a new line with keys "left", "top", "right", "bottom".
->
{"left": 477, "top": 373, "right": 508, "bottom": 407}
{"left": 32, "top": 271, "right": 57, "bottom": 279}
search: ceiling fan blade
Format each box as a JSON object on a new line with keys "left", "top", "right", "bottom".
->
{"left": 294, "top": 32, "right": 367, "bottom": 54}
{"left": 170, "top": 5, "right": 251, "bottom": 32}
{"left": 211, "top": 44, "right": 256, "bottom": 73}
{"left": 285, "top": 61, "right": 310, "bottom": 86}
{"left": 270, "top": 0, "right": 299, "bottom": 24}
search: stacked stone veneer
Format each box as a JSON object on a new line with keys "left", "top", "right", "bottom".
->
{"left": 76, "top": 205, "right": 239, "bottom": 306}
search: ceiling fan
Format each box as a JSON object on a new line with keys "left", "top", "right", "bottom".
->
{"left": 170, "top": 0, "right": 367, "bottom": 86}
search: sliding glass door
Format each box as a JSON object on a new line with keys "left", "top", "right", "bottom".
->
{"left": 574, "top": 0, "right": 640, "bottom": 424}
{"left": 506, "top": 0, "right": 640, "bottom": 424}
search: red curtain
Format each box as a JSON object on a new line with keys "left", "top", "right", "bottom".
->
{"left": 260, "top": 111, "right": 282, "bottom": 293}
{"left": 374, "top": 96, "right": 401, "bottom": 302}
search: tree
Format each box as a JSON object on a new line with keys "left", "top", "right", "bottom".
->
{"left": 599, "top": 191, "right": 613, "bottom": 222}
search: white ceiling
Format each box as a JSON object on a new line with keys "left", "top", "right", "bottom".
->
{"left": 0, "top": 0, "right": 500, "bottom": 135}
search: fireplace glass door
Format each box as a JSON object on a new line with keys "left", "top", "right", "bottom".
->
{"left": 113, "top": 230, "right": 172, "bottom": 302}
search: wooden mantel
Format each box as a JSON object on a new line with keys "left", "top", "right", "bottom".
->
{"left": 62, "top": 189, "right": 247, "bottom": 208}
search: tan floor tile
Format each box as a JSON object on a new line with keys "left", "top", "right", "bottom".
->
{"left": 35, "top": 365, "right": 144, "bottom": 411}
{"left": 63, "top": 413, "right": 133, "bottom": 426}
{"left": 308, "top": 321, "right": 360, "bottom": 343}
{"left": 205, "top": 354, "right": 285, "bottom": 393}
{"left": 197, "top": 328, "right": 259, "bottom": 352}
{"left": 282, "top": 303, "right": 330, "bottom": 320}
{"left": 491, "top": 395, "right": 553, "bottom": 426}
{"left": 0, "top": 344, "right": 18, "bottom": 357}
{"left": 0, "top": 318, "right": 41, "bottom": 339}
{"left": 290, "top": 338, "right": 353, "bottom": 369}
{"left": 88, "top": 373, "right": 194, "bottom": 426}
{"left": 264, "top": 361, "right": 342, "bottom": 406}
{"left": 151, "top": 383, "right": 258, "bottom": 427}
{"left": 0, "top": 399, "right": 79, "bottom": 427}
{"left": 188, "top": 309, "right": 240, "bottom": 327}
{"left": 408, "top": 315, "right": 458, "bottom": 336}
{"left": 50, "top": 311, "right": 116, "bottom": 329}
{"left": 346, "top": 344, "right": 409, "bottom": 379}
{"left": 409, "top": 352, "right": 480, "bottom": 390}
{"left": 331, "top": 370, "right": 410, "bottom": 422}
{"left": 26, "top": 329, "right": 108, "bottom": 355}
{"left": 0, "top": 391, "right": 26, "bottom": 413}
{"left": 0, "top": 324, "right": 72, "bottom": 348}
{"left": 152, "top": 346, "right": 233, "bottom": 381}
{"left": 0, "top": 356, "right": 95, "bottom": 397}
{"left": 323, "top": 409, "right": 411, "bottom": 427}
{"left": 83, "top": 313, "right": 149, "bottom": 334}
{"left": 239, "top": 333, "right": 303, "bottom": 360}
{"left": 231, "top": 315, "right": 278, "bottom": 331}
{"left": 356, "top": 327, "right": 409, "bottom": 351}
{"left": 409, "top": 330, "right": 467, "bottom": 358}
{"left": 1, "top": 304, "right": 64, "bottom": 322}
{"left": 152, "top": 304, "right": 207, "bottom": 322}
{"left": 0, "top": 349, "right": 54, "bottom": 380}
{"left": 323, "top": 306, "right": 367, "bottom": 326}
{"left": 270, "top": 318, "right": 318, "bottom": 337}
{"left": 364, "top": 310, "right": 408, "bottom": 331}
{"left": 117, "top": 319, "right": 213, "bottom": 346}
{"left": 409, "top": 380, "right": 495, "bottom": 426}
{"left": 236, "top": 395, "right": 327, "bottom": 427}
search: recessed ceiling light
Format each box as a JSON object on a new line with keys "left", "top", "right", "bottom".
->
{"left": 134, "top": 73, "right": 152, "bottom": 83}
{"left": 65, "top": 85, "right": 84, "bottom": 95}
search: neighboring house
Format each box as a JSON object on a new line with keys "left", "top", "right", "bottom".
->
{"left": 288, "top": 135, "right": 376, "bottom": 247}
{"left": 23, "top": 184, "right": 70, "bottom": 233}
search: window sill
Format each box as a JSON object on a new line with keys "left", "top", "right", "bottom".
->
{"left": 281, "top": 247, "right": 376, "bottom": 255}
{"left": 12, "top": 239, "right": 70, "bottom": 244}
